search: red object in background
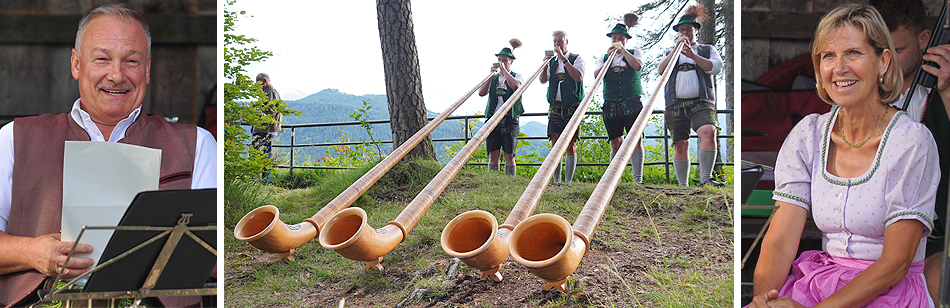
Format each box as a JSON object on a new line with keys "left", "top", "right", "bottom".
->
{"left": 202, "top": 105, "right": 216, "bottom": 139}
{"left": 742, "top": 53, "right": 831, "bottom": 153}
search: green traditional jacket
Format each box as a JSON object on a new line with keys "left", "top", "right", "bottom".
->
{"left": 486, "top": 72, "right": 524, "bottom": 119}
{"left": 547, "top": 53, "right": 584, "bottom": 107}
{"left": 601, "top": 49, "right": 643, "bottom": 101}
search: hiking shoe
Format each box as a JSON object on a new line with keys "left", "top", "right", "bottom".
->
{"left": 700, "top": 179, "right": 725, "bottom": 187}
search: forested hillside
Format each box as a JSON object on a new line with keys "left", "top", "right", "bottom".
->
{"left": 270, "top": 89, "right": 550, "bottom": 164}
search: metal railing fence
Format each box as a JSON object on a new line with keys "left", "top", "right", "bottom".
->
{"left": 266, "top": 109, "right": 734, "bottom": 184}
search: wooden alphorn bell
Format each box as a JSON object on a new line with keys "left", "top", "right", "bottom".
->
{"left": 440, "top": 47, "right": 620, "bottom": 282}
{"left": 233, "top": 71, "right": 496, "bottom": 260}
{"left": 508, "top": 40, "right": 687, "bottom": 291}
{"left": 317, "top": 57, "right": 554, "bottom": 270}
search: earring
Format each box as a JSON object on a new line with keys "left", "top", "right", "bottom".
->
{"left": 879, "top": 75, "right": 883, "bottom": 83}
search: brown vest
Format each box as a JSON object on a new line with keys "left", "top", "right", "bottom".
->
{"left": 0, "top": 113, "right": 196, "bottom": 307}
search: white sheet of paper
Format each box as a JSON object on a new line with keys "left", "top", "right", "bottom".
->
{"left": 61, "top": 141, "right": 161, "bottom": 266}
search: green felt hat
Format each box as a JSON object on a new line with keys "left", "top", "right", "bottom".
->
{"left": 672, "top": 17, "right": 701, "bottom": 32}
{"left": 495, "top": 47, "right": 515, "bottom": 59}
{"left": 606, "top": 23, "right": 632, "bottom": 39}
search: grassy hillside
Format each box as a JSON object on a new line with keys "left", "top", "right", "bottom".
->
{"left": 225, "top": 160, "right": 734, "bottom": 307}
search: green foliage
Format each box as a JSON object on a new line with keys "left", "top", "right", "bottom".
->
{"left": 267, "top": 101, "right": 387, "bottom": 189}
{"left": 223, "top": 0, "right": 299, "bottom": 181}
{"left": 439, "top": 114, "right": 542, "bottom": 176}
{"left": 349, "top": 99, "right": 384, "bottom": 160}
{"left": 319, "top": 130, "right": 382, "bottom": 167}
{"left": 223, "top": 177, "right": 272, "bottom": 227}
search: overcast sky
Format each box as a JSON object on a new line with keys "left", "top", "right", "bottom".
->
{"left": 227, "top": 0, "right": 718, "bottom": 120}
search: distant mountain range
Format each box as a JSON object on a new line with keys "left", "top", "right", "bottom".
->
{"left": 271, "top": 89, "right": 550, "bottom": 164}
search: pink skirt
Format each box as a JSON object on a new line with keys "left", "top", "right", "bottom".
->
{"left": 775, "top": 250, "right": 931, "bottom": 307}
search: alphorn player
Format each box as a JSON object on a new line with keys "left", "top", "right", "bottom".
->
{"left": 0, "top": 4, "right": 216, "bottom": 307}
{"left": 870, "top": 0, "right": 950, "bottom": 300}
{"left": 479, "top": 39, "right": 525, "bottom": 176}
{"left": 594, "top": 15, "right": 647, "bottom": 183}
{"left": 658, "top": 4, "right": 724, "bottom": 187}
{"left": 540, "top": 30, "right": 585, "bottom": 183}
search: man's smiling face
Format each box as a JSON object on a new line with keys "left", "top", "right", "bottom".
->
{"left": 71, "top": 15, "right": 151, "bottom": 125}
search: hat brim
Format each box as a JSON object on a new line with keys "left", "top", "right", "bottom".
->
{"left": 606, "top": 31, "right": 632, "bottom": 39}
{"left": 672, "top": 21, "right": 701, "bottom": 32}
{"left": 495, "top": 53, "right": 515, "bottom": 59}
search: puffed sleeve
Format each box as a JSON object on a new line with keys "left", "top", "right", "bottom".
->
{"left": 772, "top": 113, "right": 825, "bottom": 211}
{"left": 882, "top": 117, "right": 939, "bottom": 235}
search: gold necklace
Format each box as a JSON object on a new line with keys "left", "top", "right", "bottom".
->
{"left": 838, "top": 107, "right": 888, "bottom": 148}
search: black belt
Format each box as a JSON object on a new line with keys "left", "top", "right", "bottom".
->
{"left": 676, "top": 63, "right": 696, "bottom": 72}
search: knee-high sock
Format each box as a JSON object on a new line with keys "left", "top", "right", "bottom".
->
{"left": 609, "top": 151, "right": 616, "bottom": 162}
{"left": 630, "top": 148, "right": 644, "bottom": 184}
{"left": 552, "top": 159, "right": 562, "bottom": 183}
{"left": 698, "top": 149, "right": 717, "bottom": 183}
{"left": 504, "top": 164, "right": 516, "bottom": 176}
{"left": 488, "top": 164, "right": 499, "bottom": 172}
{"left": 673, "top": 159, "right": 690, "bottom": 186}
{"left": 564, "top": 155, "right": 576, "bottom": 183}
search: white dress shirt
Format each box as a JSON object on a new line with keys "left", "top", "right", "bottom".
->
{"left": 891, "top": 85, "right": 928, "bottom": 122}
{"left": 494, "top": 72, "right": 525, "bottom": 113}
{"left": 549, "top": 53, "right": 586, "bottom": 102}
{"left": 674, "top": 44, "right": 723, "bottom": 99}
{"left": 594, "top": 48, "right": 643, "bottom": 72}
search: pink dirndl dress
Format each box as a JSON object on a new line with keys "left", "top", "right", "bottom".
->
{"left": 767, "top": 109, "right": 940, "bottom": 307}
{"left": 778, "top": 250, "right": 929, "bottom": 307}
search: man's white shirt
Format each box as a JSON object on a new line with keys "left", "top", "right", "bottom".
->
{"left": 547, "top": 53, "right": 586, "bottom": 102}
{"left": 494, "top": 72, "right": 525, "bottom": 113}
{"left": 892, "top": 85, "right": 928, "bottom": 122}
{"left": 674, "top": 45, "right": 723, "bottom": 99}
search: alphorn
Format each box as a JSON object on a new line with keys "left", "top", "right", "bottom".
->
{"left": 440, "top": 49, "right": 620, "bottom": 282}
{"left": 318, "top": 58, "right": 553, "bottom": 270}
{"left": 233, "top": 71, "right": 496, "bottom": 260}
{"left": 508, "top": 41, "right": 687, "bottom": 291}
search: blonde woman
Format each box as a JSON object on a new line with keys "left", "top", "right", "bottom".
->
{"left": 748, "top": 4, "right": 940, "bottom": 307}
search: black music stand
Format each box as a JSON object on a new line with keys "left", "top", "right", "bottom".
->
{"left": 37, "top": 189, "right": 217, "bottom": 307}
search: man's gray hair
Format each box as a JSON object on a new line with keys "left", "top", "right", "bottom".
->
{"left": 552, "top": 30, "right": 568, "bottom": 38}
{"left": 256, "top": 73, "right": 271, "bottom": 82}
{"left": 75, "top": 3, "right": 151, "bottom": 56}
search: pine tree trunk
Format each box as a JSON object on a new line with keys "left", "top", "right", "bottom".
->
{"left": 724, "top": 0, "right": 734, "bottom": 161}
{"left": 698, "top": 0, "right": 716, "bottom": 46}
{"left": 696, "top": 0, "right": 725, "bottom": 177}
{"left": 377, "top": 0, "right": 435, "bottom": 160}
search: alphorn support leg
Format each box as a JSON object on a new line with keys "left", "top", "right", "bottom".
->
{"left": 543, "top": 278, "right": 567, "bottom": 292}
{"left": 478, "top": 263, "right": 503, "bottom": 282}
{"left": 365, "top": 257, "right": 384, "bottom": 271}
{"left": 276, "top": 249, "right": 294, "bottom": 261}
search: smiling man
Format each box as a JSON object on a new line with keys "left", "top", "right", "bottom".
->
{"left": 0, "top": 4, "right": 216, "bottom": 307}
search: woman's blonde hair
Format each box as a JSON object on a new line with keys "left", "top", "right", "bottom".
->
{"left": 811, "top": 3, "right": 903, "bottom": 104}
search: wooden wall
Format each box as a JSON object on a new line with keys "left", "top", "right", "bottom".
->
{"left": 0, "top": 0, "right": 216, "bottom": 125}
{"left": 741, "top": 0, "right": 943, "bottom": 82}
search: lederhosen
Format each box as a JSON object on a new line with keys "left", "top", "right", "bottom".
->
{"left": 485, "top": 73, "right": 523, "bottom": 154}
{"left": 0, "top": 113, "right": 196, "bottom": 308}
{"left": 601, "top": 49, "right": 643, "bottom": 141}
{"left": 664, "top": 44, "right": 719, "bottom": 143}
